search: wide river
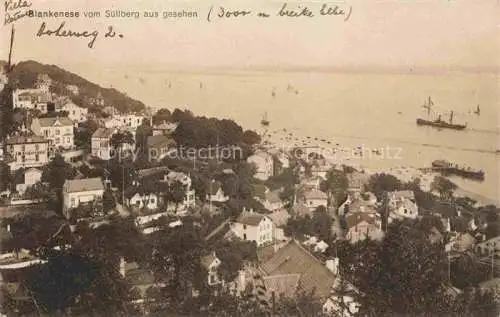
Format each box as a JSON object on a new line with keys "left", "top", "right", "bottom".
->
{"left": 87, "top": 67, "right": 499, "bottom": 203}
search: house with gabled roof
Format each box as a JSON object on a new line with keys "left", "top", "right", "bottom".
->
{"left": 152, "top": 121, "right": 178, "bottom": 136}
{"left": 259, "top": 240, "right": 336, "bottom": 300}
{"left": 201, "top": 252, "right": 222, "bottom": 286}
{"left": 247, "top": 151, "right": 274, "bottom": 181}
{"left": 345, "top": 212, "right": 383, "bottom": 244}
{"left": 31, "top": 116, "right": 74, "bottom": 149}
{"left": 62, "top": 177, "right": 104, "bottom": 217}
{"left": 230, "top": 208, "right": 275, "bottom": 247}
{"left": 206, "top": 180, "right": 228, "bottom": 203}
{"left": 387, "top": 190, "right": 418, "bottom": 223}
{"left": 300, "top": 188, "right": 328, "bottom": 211}
{"left": 91, "top": 127, "right": 116, "bottom": 160}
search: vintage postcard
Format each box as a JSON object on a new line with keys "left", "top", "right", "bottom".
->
{"left": 0, "top": 0, "right": 498, "bottom": 316}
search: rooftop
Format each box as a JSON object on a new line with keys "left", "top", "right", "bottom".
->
{"left": 147, "top": 135, "right": 176, "bottom": 148}
{"left": 236, "top": 211, "right": 266, "bottom": 226}
{"left": 5, "top": 135, "right": 47, "bottom": 145}
{"left": 263, "top": 274, "right": 301, "bottom": 298}
{"left": 302, "top": 189, "right": 328, "bottom": 201}
{"left": 35, "top": 116, "right": 73, "bottom": 127}
{"left": 345, "top": 212, "right": 380, "bottom": 228}
{"left": 63, "top": 177, "right": 104, "bottom": 193}
{"left": 260, "top": 240, "right": 336, "bottom": 299}
{"left": 201, "top": 252, "right": 219, "bottom": 269}
{"left": 92, "top": 127, "right": 115, "bottom": 139}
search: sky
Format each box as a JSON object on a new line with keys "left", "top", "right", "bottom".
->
{"left": 0, "top": 0, "right": 499, "bottom": 72}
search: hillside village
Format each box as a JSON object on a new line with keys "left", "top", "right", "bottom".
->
{"left": 0, "top": 62, "right": 498, "bottom": 317}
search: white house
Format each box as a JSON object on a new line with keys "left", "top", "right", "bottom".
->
{"left": 4, "top": 135, "right": 50, "bottom": 171}
{"left": 475, "top": 236, "right": 500, "bottom": 257}
{"left": 65, "top": 84, "right": 79, "bottom": 95}
{"left": 247, "top": 151, "right": 274, "bottom": 181}
{"left": 387, "top": 190, "right": 418, "bottom": 223}
{"left": 127, "top": 192, "right": 159, "bottom": 210}
{"left": 91, "top": 128, "right": 116, "bottom": 160}
{"left": 62, "top": 178, "right": 104, "bottom": 216}
{"left": 15, "top": 168, "right": 43, "bottom": 194}
{"left": 323, "top": 294, "right": 360, "bottom": 317}
{"left": 201, "top": 252, "right": 222, "bottom": 286}
{"left": 104, "top": 117, "right": 123, "bottom": 129}
{"left": 105, "top": 114, "right": 144, "bottom": 129}
{"left": 345, "top": 212, "right": 383, "bottom": 244}
{"left": 62, "top": 102, "right": 88, "bottom": 123}
{"left": 206, "top": 180, "right": 229, "bottom": 203}
{"left": 12, "top": 88, "right": 52, "bottom": 112}
{"left": 152, "top": 121, "right": 179, "bottom": 136}
{"left": 31, "top": 117, "right": 74, "bottom": 149}
{"left": 230, "top": 209, "right": 275, "bottom": 247}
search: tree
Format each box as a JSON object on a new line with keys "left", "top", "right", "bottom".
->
{"left": 311, "top": 206, "right": 333, "bottom": 241}
{"left": 337, "top": 218, "right": 499, "bottom": 316}
{"left": 166, "top": 180, "right": 187, "bottom": 213}
{"left": 320, "top": 168, "right": 349, "bottom": 207}
{"left": 42, "top": 154, "right": 75, "bottom": 190}
{"left": 365, "top": 173, "right": 403, "bottom": 200}
{"left": 150, "top": 220, "right": 206, "bottom": 303}
{"left": 74, "top": 119, "right": 98, "bottom": 149}
{"left": 152, "top": 108, "right": 171, "bottom": 125}
{"left": 102, "top": 188, "right": 116, "bottom": 214}
{"left": 242, "top": 130, "right": 261, "bottom": 145}
{"left": 431, "top": 175, "right": 457, "bottom": 200}
{"left": 110, "top": 130, "right": 135, "bottom": 152}
{"left": 0, "top": 161, "right": 11, "bottom": 192}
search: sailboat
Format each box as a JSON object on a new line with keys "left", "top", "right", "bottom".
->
{"left": 261, "top": 112, "right": 270, "bottom": 127}
{"left": 416, "top": 97, "right": 467, "bottom": 130}
{"left": 473, "top": 104, "right": 480, "bottom": 115}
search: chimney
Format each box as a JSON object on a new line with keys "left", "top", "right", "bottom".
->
{"left": 119, "top": 257, "right": 126, "bottom": 278}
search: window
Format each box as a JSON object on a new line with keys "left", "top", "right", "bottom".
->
{"left": 55, "top": 138, "right": 60, "bottom": 144}
{"left": 35, "top": 154, "right": 39, "bottom": 162}
{"left": 71, "top": 198, "right": 76, "bottom": 207}
{"left": 35, "top": 144, "right": 39, "bottom": 151}
{"left": 209, "top": 274, "right": 217, "bottom": 284}
{"left": 243, "top": 225, "right": 247, "bottom": 230}
{"left": 55, "top": 129, "right": 60, "bottom": 135}
{"left": 243, "top": 233, "right": 247, "bottom": 240}
{"left": 150, "top": 198, "right": 156, "bottom": 204}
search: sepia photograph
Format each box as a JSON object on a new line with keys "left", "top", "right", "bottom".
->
{"left": 0, "top": 0, "right": 499, "bottom": 316}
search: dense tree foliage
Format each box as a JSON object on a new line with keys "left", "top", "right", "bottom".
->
{"left": 9, "top": 60, "right": 146, "bottom": 113}
{"left": 365, "top": 173, "right": 403, "bottom": 200}
{"left": 431, "top": 175, "right": 458, "bottom": 200}
{"left": 284, "top": 206, "right": 333, "bottom": 241}
{"left": 337, "top": 219, "right": 498, "bottom": 317}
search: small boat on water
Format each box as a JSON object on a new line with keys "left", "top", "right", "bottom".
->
{"left": 416, "top": 97, "right": 467, "bottom": 131}
{"left": 431, "top": 160, "right": 485, "bottom": 181}
{"left": 261, "top": 112, "right": 270, "bottom": 127}
{"left": 473, "top": 104, "right": 480, "bottom": 115}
